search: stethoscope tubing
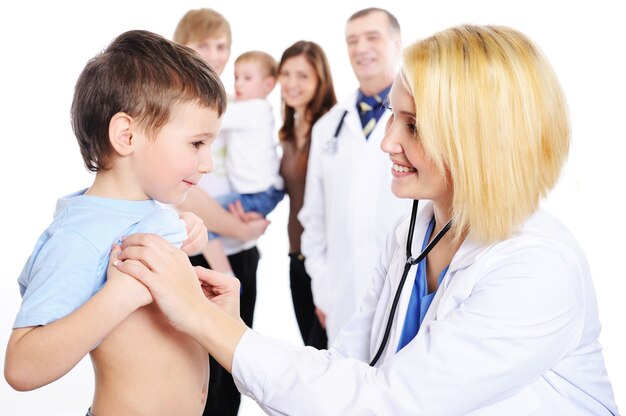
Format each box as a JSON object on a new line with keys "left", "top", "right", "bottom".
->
{"left": 369, "top": 200, "right": 452, "bottom": 366}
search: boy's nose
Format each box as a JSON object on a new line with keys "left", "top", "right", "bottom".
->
{"left": 198, "top": 153, "right": 213, "bottom": 174}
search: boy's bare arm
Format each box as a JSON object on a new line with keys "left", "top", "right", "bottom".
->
{"left": 4, "top": 259, "right": 150, "bottom": 391}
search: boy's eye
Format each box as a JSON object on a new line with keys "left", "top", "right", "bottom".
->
{"left": 192, "top": 141, "right": 205, "bottom": 149}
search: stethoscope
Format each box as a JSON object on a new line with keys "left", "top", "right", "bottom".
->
{"left": 325, "top": 110, "right": 349, "bottom": 154}
{"left": 369, "top": 199, "right": 452, "bottom": 366}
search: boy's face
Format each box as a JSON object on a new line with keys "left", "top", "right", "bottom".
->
{"left": 185, "top": 35, "right": 230, "bottom": 76}
{"left": 234, "top": 61, "right": 274, "bottom": 100}
{"left": 130, "top": 101, "right": 221, "bottom": 204}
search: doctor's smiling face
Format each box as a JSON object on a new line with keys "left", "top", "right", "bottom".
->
{"left": 346, "top": 10, "right": 401, "bottom": 94}
{"left": 381, "top": 74, "right": 451, "bottom": 205}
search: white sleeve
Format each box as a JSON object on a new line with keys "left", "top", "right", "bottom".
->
{"left": 298, "top": 120, "right": 331, "bottom": 313}
{"left": 220, "top": 99, "right": 271, "bottom": 131}
{"left": 231, "top": 242, "right": 584, "bottom": 415}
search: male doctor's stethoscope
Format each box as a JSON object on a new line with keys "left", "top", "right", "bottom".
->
{"left": 324, "top": 110, "right": 453, "bottom": 366}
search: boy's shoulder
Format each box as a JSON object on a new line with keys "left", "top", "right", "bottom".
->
{"left": 50, "top": 191, "right": 185, "bottom": 251}
{"left": 129, "top": 207, "right": 187, "bottom": 248}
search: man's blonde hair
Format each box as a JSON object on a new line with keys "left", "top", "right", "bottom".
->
{"left": 173, "top": 8, "right": 232, "bottom": 47}
{"left": 402, "top": 25, "right": 570, "bottom": 243}
{"left": 235, "top": 51, "right": 277, "bottom": 78}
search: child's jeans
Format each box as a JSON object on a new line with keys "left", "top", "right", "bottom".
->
{"left": 208, "top": 186, "right": 285, "bottom": 239}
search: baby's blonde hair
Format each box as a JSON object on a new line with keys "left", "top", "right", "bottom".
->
{"left": 402, "top": 25, "right": 570, "bottom": 243}
{"left": 235, "top": 51, "right": 277, "bottom": 78}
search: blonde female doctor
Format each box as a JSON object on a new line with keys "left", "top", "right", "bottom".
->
{"left": 112, "top": 25, "right": 618, "bottom": 415}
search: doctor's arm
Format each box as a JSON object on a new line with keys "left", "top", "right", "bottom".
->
{"left": 114, "top": 232, "right": 583, "bottom": 415}
{"left": 298, "top": 124, "right": 331, "bottom": 314}
{"left": 232, "top": 244, "right": 585, "bottom": 415}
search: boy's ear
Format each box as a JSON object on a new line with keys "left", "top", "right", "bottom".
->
{"left": 108, "top": 112, "right": 134, "bottom": 156}
{"left": 263, "top": 76, "right": 276, "bottom": 95}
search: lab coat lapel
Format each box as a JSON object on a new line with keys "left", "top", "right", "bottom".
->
{"left": 420, "top": 230, "right": 492, "bottom": 327}
{"left": 338, "top": 92, "right": 365, "bottom": 140}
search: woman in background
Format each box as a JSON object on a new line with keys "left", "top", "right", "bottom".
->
{"left": 277, "top": 41, "right": 336, "bottom": 348}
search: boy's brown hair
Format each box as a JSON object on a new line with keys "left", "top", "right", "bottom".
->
{"left": 71, "top": 29, "right": 226, "bottom": 172}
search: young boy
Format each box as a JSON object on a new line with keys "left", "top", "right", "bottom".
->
{"left": 4, "top": 29, "right": 226, "bottom": 416}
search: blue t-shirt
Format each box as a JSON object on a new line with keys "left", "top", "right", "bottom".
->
{"left": 14, "top": 189, "right": 187, "bottom": 328}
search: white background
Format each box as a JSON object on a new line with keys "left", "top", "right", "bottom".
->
{"left": 0, "top": 1, "right": 624, "bottom": 415}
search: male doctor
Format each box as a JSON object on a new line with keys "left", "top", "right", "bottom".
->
{"left": 298, "top": 7, "right": 411, "bottom": 343}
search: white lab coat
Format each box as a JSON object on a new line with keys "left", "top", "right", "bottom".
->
{"left": 298, "top": 90, "right": 410, "bottom": 342}
{"left": 233, "top": 203, "right": 618, "bottom": 415}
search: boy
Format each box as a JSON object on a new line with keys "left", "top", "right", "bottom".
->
{"left": 4, "top": 30, "right": 226, "bottom": 416}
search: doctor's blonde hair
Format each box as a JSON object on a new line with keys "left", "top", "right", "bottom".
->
{"left": 402, "top": 25, "right": 570, "bottom": 243}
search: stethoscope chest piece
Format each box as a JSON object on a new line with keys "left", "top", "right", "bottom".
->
{"left": 325, "top": 110, "right": 349, "bottom": 155}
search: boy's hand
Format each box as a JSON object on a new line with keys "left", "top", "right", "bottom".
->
{"left": 228, "top": 200, "right": 263, "bottom": 222}
{"left": 228, "top": 201, "right": 270, "bottom": 240}
{"left": 179, "top": 211, "right": 208, "bottom": 256}
{"left": 107, "top": 245, "right": 153, "bottom": 309}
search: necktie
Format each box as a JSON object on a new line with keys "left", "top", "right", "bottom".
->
{"left": 358, "top": 94, "right": 384, "bottom": 139}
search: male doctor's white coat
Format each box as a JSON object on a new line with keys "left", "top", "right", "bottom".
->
{"left": 233, "top": 202, "right": 618, "bottom": 415}
{"left": 298, "top": 90, "right": 410, "bottom": 343}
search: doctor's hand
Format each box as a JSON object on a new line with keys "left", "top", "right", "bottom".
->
{"left": 107, "top": 245, "right": 153, "bottom": 310}
{"left": 113, "top": 233, "right": 209, "bottom": 334}
{"left": 196, "top": 267, "right": 241, "bottom": 320}
{"left": 179, "top": 211, "right": 208, "bottom": 256}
